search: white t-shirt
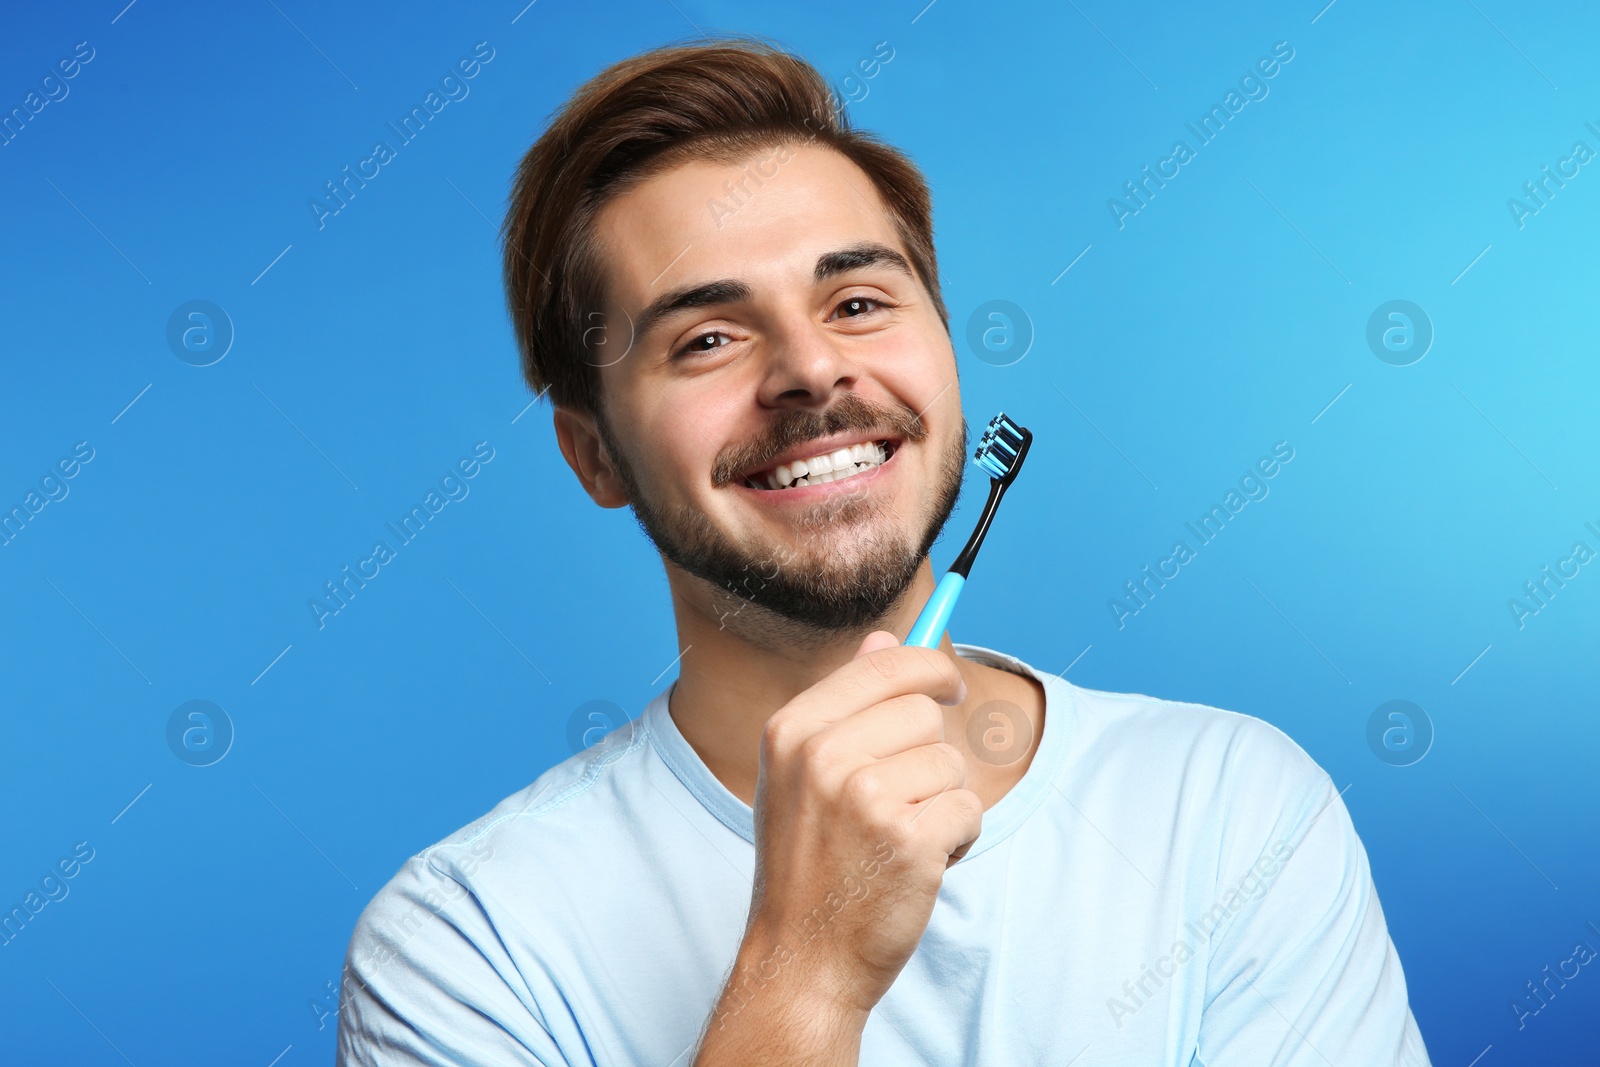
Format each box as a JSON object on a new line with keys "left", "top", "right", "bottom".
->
{"left": 337, "top": 643, "right": 1432, "bottom": 1065}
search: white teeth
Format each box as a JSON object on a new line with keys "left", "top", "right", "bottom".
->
{"left": 753, "top": 440, "right": 892, "bottom": 491}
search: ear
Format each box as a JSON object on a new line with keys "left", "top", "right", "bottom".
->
{"left": 552, "top": 406, "right": 630, "bottom": 508}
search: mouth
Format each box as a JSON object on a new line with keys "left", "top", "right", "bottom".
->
{"left": 740, "top": 437, "right": 900, "bottom": 491}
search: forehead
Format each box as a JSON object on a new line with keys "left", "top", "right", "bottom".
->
{"left": 591, "top": 143, "right": 906, "bottom": 310}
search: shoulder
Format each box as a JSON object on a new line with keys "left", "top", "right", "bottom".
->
{"left": 1062, "top": 684, "right": 1337, "bottom": 831}
{"left": 347, "top": 717, "right": 651, "bottom": 971}
{"left": 1075, "top": 681, "right": 1324, "bottom": 780}
{"left": 960, "top": 643, "right": 1335, "bottom": 826}
{"left": 338, "top": 731, "right": 654, "bottom": 1057}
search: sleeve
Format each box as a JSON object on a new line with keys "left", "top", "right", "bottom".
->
{"left": 335, "top": 853, "right": 572, "bottom": 1067}
{"left": 1193, "top": 731, "right": 1433, "bottom": 1067}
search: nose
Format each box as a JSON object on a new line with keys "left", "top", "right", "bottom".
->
{"left": 755, "top": 318, "right": 859, "bottom": 409}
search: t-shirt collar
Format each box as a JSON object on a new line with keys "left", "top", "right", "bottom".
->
{"left": 642, "top": 643, "right": 1074, "bottom": 863}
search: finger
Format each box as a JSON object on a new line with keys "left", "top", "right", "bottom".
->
{"left": 908, "top": 787, "right": 984, "bottom": 863}
{"left": 812, "top": 693, "right": 945, "bottom": 762}
{"left": 854, "top": 629, "right": 901, "bottom": 658}
{"left": 852, "top": 742, "right": 967, "bottom": 808}
{"left": 794, "top": 645, "right": 967, "bottom": 728}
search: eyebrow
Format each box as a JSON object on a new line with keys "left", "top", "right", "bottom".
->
{"left": 631, "top": 242, "right": 915, "bottom": 342}
{"left": 632, "top": 279, "right": 751, "bottom": 344}
{"left": 814, "top": 242, "right": 914, "bottom": 284}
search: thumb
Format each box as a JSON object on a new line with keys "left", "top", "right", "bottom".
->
{"left": 854, "top": 629, "right": 901, "bottom": 658}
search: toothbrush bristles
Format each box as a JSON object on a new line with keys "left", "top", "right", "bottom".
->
{"left": 973, "top": 413, "right": 1030, "bottom": 480}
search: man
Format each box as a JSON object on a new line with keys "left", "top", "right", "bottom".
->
{"left": 337, "top": 37, "right": 1431, "bottom": 1065}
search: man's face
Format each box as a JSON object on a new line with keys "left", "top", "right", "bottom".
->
{"left": 582, "top": 142, "right": 966, "bottom": 638}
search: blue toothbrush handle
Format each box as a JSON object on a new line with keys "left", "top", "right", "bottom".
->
{"left": 905, "top": 571, "right": 966, "bottom": 648}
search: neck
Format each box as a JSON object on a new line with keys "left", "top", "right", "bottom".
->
{"left": 661, "top": 557, "right": 1046, "bottom": 811}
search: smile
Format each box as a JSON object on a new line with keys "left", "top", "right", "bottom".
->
{"left": 742, "top": 439, "right": 897, "bottom": 491}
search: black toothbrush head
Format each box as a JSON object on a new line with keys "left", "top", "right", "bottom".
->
{"left": 973, "top": 412, "right": 1032, "bottom": 487}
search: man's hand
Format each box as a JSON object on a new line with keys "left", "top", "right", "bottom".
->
{"left": 694, "top": 631, "right": 982, "bottom": 1064}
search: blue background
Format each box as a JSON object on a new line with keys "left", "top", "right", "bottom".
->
{"left": 2, "top": 0, "right": 1596, "bottom": 1062}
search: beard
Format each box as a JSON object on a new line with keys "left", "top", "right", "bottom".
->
{"left": 597, "top": 392, "right": 968, "bottom": 645}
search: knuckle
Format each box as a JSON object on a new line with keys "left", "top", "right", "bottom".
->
{"left": 841, "top": 766, "right": 884, "bottom": 809}
{"left": 906, "top": 647, "right": 961, "bottom": 694}
{"left": 890, "top": 693, "right": 940, "bottom": 732}
{"left": 955, "top": 788, "right": 984, "bottom": 823}
{"left": 761, "top": 714, "right": 801, "bottom": 755}
{"left": 796, "top": 730, "right": 836, "bottom": 769}
{"left": 933, "top": 741, "right": 964, "bottom": 774}
{"left": 891, "top": 810, "right": 929, "bottom": 853}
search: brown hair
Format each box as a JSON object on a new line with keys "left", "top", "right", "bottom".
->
{"left": 500, "top": 35, "right": 948, "bottom": 417}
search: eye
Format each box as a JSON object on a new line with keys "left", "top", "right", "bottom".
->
{"left": 675, "top": 330, "right": 731, "bottom": 358}
{"left": 831, "top": 296, "right": 890, "bottom": 320}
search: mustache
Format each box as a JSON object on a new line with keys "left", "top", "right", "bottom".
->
{"left": 711, "top": 393, "right": 930, "bottom": 487}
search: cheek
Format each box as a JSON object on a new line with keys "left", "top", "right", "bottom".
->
{"left": 636, "top": 395, "right": 732, "bottom": 492}
{"left": 871, "top": 327, "right": 956, "bottom": 411}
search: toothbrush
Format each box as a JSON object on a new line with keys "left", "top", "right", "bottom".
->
{"left": 904, "top": 412, "right": 1033, "bottom": 649}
